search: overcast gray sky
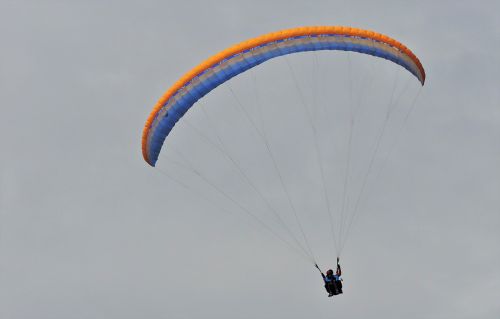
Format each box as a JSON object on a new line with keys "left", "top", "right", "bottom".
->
{"left": 1, "top": 1, "right": 499, "bottom": 318}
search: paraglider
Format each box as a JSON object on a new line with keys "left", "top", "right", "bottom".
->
{"left": 317, "top": 258, "right": 342, "bottom": 297}
{"left": 142, "top": 26, "right": 425, "bottom": 167}
{"left": 141, "top": 26, "right": 425, "bottom": 295}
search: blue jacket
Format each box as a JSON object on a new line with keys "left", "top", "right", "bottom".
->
{"left": 322, "top": 273, "right": 341, "bottom": 283}
{"left": 322, "top": 274, "right": 338, "bottom": 283}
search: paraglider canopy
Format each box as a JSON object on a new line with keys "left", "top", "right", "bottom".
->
{"left": 142, "top": 26, "right": 425, "bottom": 167}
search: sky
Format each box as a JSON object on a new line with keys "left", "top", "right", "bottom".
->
{"left": 1, "top": 1, "right": 499, "bottom": 318}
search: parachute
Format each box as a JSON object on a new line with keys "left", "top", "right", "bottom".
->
{"left": 142, "top": 26, "right": 424, "bottom": 166}
{"left": 142, "top": 26, "right": 425, "bottom": 264}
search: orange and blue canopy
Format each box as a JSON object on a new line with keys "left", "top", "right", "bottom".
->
{"left": 142, "top": 26, "right": 425, "bottom": 166}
